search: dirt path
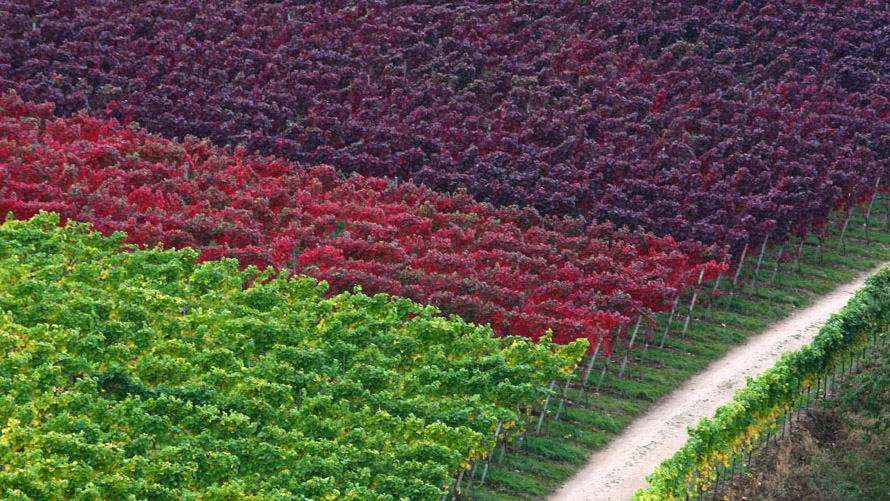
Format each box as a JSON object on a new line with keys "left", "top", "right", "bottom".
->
{"left": 549, "top": 264, "right": 886, "bottom": 501}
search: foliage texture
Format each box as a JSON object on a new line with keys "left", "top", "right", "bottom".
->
{"left": 0, "top": 212, "right": 587, "bottom": 500}
{"left": 0, "top": 96, "right": 724, "bottom": 352}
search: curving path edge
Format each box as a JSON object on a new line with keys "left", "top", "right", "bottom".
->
{"left": 549, "top": 263, "right": 888, "bottom": 501}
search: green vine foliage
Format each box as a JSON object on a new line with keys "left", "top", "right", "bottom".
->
{"left": 635, "top": 266, "right": 890, "bottom": 500}
{"left": 0, "top": 212, "right": 586, "bottom": 500}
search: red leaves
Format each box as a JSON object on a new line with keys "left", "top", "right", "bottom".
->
{"left": 1, "top": 94, "right": 715, "bottom": 350}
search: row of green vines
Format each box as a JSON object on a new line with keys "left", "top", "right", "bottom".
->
{"left": 635, "top": 265, "right": 890, "bottom": 500}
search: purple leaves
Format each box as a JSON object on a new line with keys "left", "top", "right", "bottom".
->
{"left": 2, "top": 0, "right": 887, "bottom": 252}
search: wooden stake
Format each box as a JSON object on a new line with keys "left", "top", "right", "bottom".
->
{"left": 498, "top": 430, "right": 509, "bottom": 463}
{"left": 640, "top": 322, "right": 654, "bottom": 361}
{"left": 619, "top": 315, "right": 644, "bottom": 377}
{"left": 452, "top": 469, "right": 465, "bottom": 500}
{"left": 464, "top": 460, "right": 479, "bottom": 496}
{"left": 860, "top": 178, "right": 881, "bottom": 241}
{"left": 596, "top": 350, "right": 615, "bottom": 393}
{"left": 748, "top": 236, "right": 769, "bottom": 292}
{"left": 708, "top": 253, "right": 730, "bottom": 310}
{"left": 581, "top": 339, "right": 604, "bottom": 388}
{"left": 707, "top": 272, "right": 722, "bottom": 315}
{"left": 769, "top": 244, "right": 785, "bottom": 284}
{"left": 728, "top": 241, "right": 749, "bottom": 307}
{"left": 535, "top": 382, "right": 556, "bottom": 434}
{"left": 681, "top": 268, "right": 706, "bottom": 338}
{"left": 479, "top": 420, "right": 503, "bottom": 485}
{"left": 838, "top": 212, "right": 852, "bottom": 254}
{"left": 660, "top": 297, "right": 680, "bottom": 348}
{"left": 731, "top": 241, "right": 749, "bottom": 288}
{"left": 791, "top": 237, "right": 805, "bottom": 275}
{"left": 554, "top": 379, "right": 571, "bottom": 420}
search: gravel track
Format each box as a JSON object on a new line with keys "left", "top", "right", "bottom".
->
{"left": 548, "top": 264, "right": 886, "bottom": 501}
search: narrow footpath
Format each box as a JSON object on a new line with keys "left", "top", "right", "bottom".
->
{"left": 549, "top": 263, "right": 887, "bottom": 501}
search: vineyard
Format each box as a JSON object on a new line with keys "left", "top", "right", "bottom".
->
{"left": 638, "top": 264, "right": 890, "bottom": 500}
{"left": 1, "top": 1, "right": 890, "bottom": 500}
{"left": 0, "top": 213, "right": 584, "bottom": 499}
{"left": 0, "top": 95, "right": 721, "bottom": 352}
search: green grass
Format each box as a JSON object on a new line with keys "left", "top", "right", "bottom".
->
{"left": 465, "top": 207, "right": 890, "bottom": 500}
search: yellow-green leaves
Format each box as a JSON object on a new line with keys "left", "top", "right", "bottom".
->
{"left": 0, "top": 213, "right": 578, "bottom": 500}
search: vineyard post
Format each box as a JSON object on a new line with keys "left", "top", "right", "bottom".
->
{"left": 728, "top": 241, "right": 749, "bottom": 307}
{"left": 553, "top": 378, "right": 571, "bottom": 421}
{"left": 706, "top": 272, "right": 721, "bottom": 318}
{"left": 765, "top": 419, "right": 773, "bottom": 449}
{"left": 785, "top": 410, "right": 791, "bottom": 437}
{"left": 832, "top": 363, "right": 839, "bottom": 395}
{"left": 498, "top": 430, "right": 509, "bottom": 464}
{"left": 707, "top": 253, "right": 729, "bottom": 317}
{"left": 769, "top": 244, "right": 785, "bottom": 284}
{"left": 825, "top": 365, "right": 837, "bottom": 400}
{"left": 748, "top": 236, "right": 769, "bottom": 292}
{"left": 730, "top": 455, "right": 737, "bottom": 490}
{"left": 619, "top": 315, "right": 644, "bottom": 377}
{"left": 580, "top": 338, "right": 604, "bottom": 388}
{"left": 711, "top": 466, "right": 720, "bottom": 501}
{"left": 859, "top": 178, "right": 880, "bottom": 241}
{"left": 791, "top": 237, "right": 805, "bottom": 275}
{"left": 535, "top": 382, "right": 556, "bottom": 434}
{"left": 464, "top": 460, "right": 479, "bottom": 497}
{"left": 659, "top": 296, "right": 680, "bottom": 348}
{"left": 837, "top": 211, "right": 852, "bottom": 254}
{"left": 681, "top": 268, "right": 706, "bottom": 338}
{"left": 640, "top": 322, "right": 655, "bottom": 361}
{"left": 595, "top": 349, "right": 615, "bottom": 393}
{"left": 452, "top": 469, "right": 465, "bottom": 500}
{"left": 479, "top": 420, "right": 503, "bottom": 485}
{"left": 515, "top": 404, "right": 527, "bottom": 450}
{"left": 798, "top": 391, "right": 805, "bottom": 422}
